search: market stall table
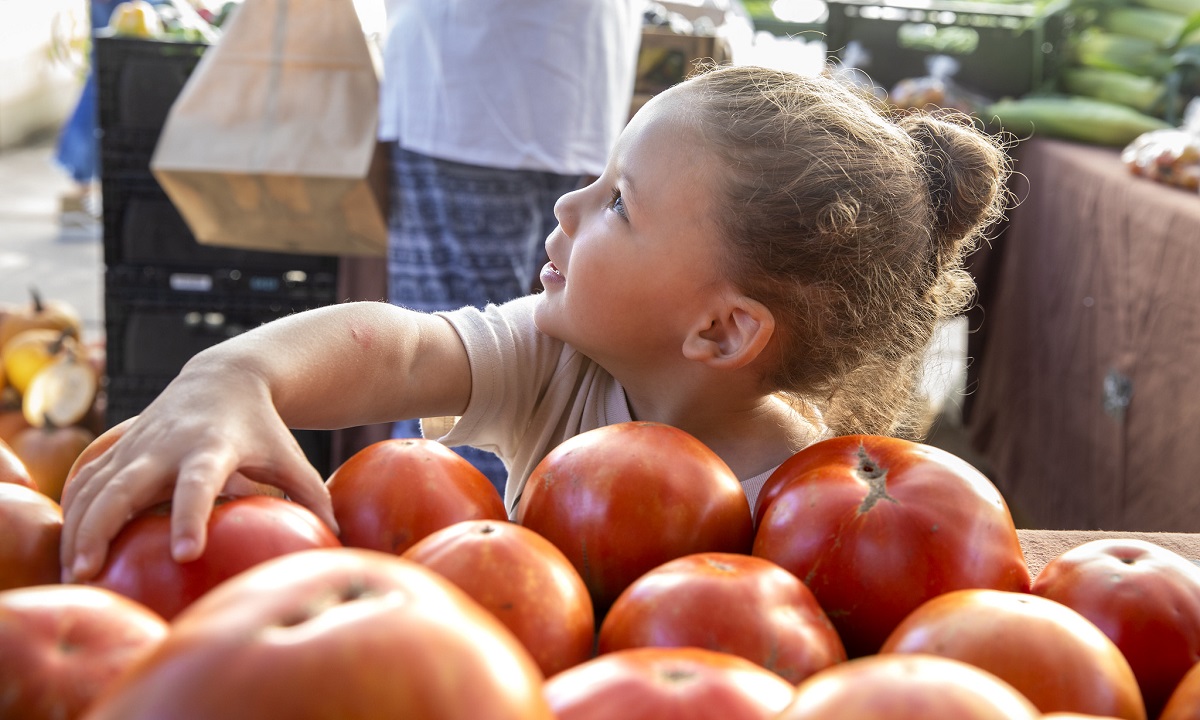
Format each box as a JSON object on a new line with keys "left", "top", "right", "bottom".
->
{"left": 965, "top": 136, "right": 1200, "bottom": 532}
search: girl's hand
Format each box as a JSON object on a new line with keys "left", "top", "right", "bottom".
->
{"left": 58, "top": 367, "right": 338, "bottom": 583}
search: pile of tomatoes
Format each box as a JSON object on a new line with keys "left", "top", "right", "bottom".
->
{"left": 4, "top": 420, "right": 1200, "bottom": 719}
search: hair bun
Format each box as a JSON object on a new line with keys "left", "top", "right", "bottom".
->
{"left": 899, "top": 113, "right": 1008, "bottom": 248}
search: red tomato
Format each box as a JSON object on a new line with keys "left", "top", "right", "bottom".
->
{"left": 1160, "top": 660, "right": 1200, "bottom": 720}
{"left": 543, "top": 646, "right": 796, "bottom": 720}
{"left": 327, "top": 438, "right": 507, "bottom": 555}
{"left": 1031, "top": 538, "right": 1200, "bottom": 719}
{"left": 0, "top": 437, "right": 36, "bottom": 491}
{"left": 776, "top": 653, "right": 1041, "bottom": 719}
{"left": 516, "top": 422, "right": 754, "bottom": 616}
{"left": 402, "top": 519, "right": 595, "bottom": 676}
{"left": 598, "top": 552, "right": 845, "bottom": 683}
{"left": 880, "top": 589, "right": 1145, "bottom": 719}
{"left": 86, "top": 494, "right": 341, "bottom": 619}
{"left": 0, "top": 584, "right": 168, "bottom": 720}
{"left": 0, "top": 483, "right": 62, "bottom": 590}
{"left": 752, "top": 434, "right": 1030, "bottom": 656}
{"left": 83, "top": 548, "right": 554, "bottom": 720}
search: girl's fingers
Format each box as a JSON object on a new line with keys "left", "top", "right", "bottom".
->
{"left": 276, "top": 456, "right": 338, "bottom": 536}
{"left": 238, "top": 441, "right": 339, "bottom": 537}
{"left": 60, "top": 409, "right": 335, "bottom": 579}
{"left": 168, "top": 450, "right": 240, "bottom": 563}
{"left": 62, "top": 458, "right": 160, "bottom": 582}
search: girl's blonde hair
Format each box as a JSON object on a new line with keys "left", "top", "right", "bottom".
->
{"left": 687, "top": 65, "right": 1009, "bottom": 438}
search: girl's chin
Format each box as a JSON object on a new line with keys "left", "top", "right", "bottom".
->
{"left": 531, "top": 296, "right": 559, "bottom": 336}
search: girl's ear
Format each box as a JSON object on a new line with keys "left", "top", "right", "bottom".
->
{"left": 682, "top": 295, "right": 776, "bottom": 369}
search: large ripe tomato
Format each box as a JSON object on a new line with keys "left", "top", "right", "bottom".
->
{"left": 1031, "top": 538, "right": 1200, "bottom": 719}
{"left": 401, "top": 519, "right": 595, "bottom": 676}
{"left": 516, "top": 422, "right": 754, "bottom": 616}
{"left": 880, "top": 588, "right": 1145, "bottom": 719}
{"left": 776, "top": 653, "right": 1041, "bottom": 719}
{"left": 0, "top": 584, "right": 168, "bottom": 720}
{"left": 83, "top": 548, "right": 555, "bottom": 720}
{"left": 86, "top": 494, "right": 341, "bottom": 620}
{"left": 598, "top": 552, "right": 845, "bottom": 684}
{"left": 0, "top": 437, "right": 36, "bottom": 491}
{"left": 0, "top": 483, "right": 62, "bottom": 590}
{"left": 327, "top": 438, "right": 507, "bottom": 555}
{"left": 1160, "top": 659, "right": 1200, "bottom": 720}
{"left": 543, "top": 646, "right": 796, "bottom": 720}
{"left": 752, "top": 434, "right": 1030, "bottom": 657}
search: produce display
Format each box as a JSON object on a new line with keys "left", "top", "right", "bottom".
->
{"left": 0, "top": 289, "right": 102, "bottom": 503}
{"left": 0, "top": 585, "right": 169, "bottom": 720}
{"left": 84, "top": 495, "right": 341, "bottom": 620}
{"left": 7, "top": 416, "right": 1200, "bottom": 718}
{"left": 401, "top": 519, "right": 596, "bottom": 677}
{"left": 1122, "top": 98, "right": 1200, "bottom": 188}
{"left": 103, "top": 0, "right": 233, "bottom": 42}
{"left": 778, "top": 653, "right": 1043, "bottom": 719}
{"left": 979, "top": 0, "right": 1200, "bottom": 148}
{"left": 596, "top": 552, "right": 847, "bottom": 684}
{"left": 752, "top": 434, "right": 1031, "bottom": 658}
{"left": 516, "top": 421, "right": 756, "bottom": 616}
{"left": 81, "top": 549, "right": 556, "bottom": 720}
{"left": 811, "top": 0, "right": 1199, "bottom": 147}
{"left": 543, "top": 646, "right": 798, "bottom": 720}
{"left": 880, "top": 589, "right": 1145, "bottom": 717}
{"left": 327, "top": 438, "right": 508, "bottom": 556}
{"left": 1031, "top": 538, "right": 1200, "bottom": 718}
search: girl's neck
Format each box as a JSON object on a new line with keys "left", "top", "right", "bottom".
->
{"left": 622, "top": 379, "right": 821, "bottom": 481}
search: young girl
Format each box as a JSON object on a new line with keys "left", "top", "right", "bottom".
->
{"left": 60, "top": 64, "right": 1009, "bottom": 582}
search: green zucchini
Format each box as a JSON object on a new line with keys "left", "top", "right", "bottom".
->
{"left": 1072, "top": 28, "right": 1175, "bottom": 77}
{"left": 984, "top": 95, "right": 1171, "bottom": 146}
{"left": 1060, "top": 67, "right": 1166, "bottom": 115}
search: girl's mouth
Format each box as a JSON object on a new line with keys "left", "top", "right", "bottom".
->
{"left": 540, "top": 262, "right": 564, "bottom": 287}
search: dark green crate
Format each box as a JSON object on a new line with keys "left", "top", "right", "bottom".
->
{"left": 824, "top": 0, "right": 1074, "bottom": 101}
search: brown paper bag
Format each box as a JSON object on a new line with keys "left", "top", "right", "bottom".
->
{"left": 150, "top": 0, "right": 388, "bottom": 257}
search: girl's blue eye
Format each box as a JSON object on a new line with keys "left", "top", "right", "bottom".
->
{"left": 607, "top": 187, "right": 627, "bottom": 219}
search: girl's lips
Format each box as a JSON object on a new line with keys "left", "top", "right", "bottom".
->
{"left": 540, "top": 262, "right": 564, "bottom": 288}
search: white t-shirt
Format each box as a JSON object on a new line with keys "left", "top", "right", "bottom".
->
{"left": 378, "top": 0, "right": 646, "bottom": 176}
{"left": 427, "top": 296, "right": 776, "bottom": 516}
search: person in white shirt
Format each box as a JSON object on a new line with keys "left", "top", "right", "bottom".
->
{"left": 377, "top": 0, "right": 646, "bottom": 489}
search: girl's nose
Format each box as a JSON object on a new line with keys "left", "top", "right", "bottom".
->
{"left": 553, "top": 186, "right": 584, "bottom": 236}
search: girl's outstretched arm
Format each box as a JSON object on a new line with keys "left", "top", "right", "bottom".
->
{"left": 59, "top": 301, "right": 472, "bottom": 582}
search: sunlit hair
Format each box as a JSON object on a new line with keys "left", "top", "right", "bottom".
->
{"left": 682, "top": 64, "right": 1010, "bottom": 438}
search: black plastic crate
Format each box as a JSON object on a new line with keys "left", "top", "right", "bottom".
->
{"left": 100, "top": 169, "right": 342, "bottom": 273}
{"left": 824, "top": 0, "right": 1072, "bottom": 101}
{"left": 103, "top": 270, "right": 340, "bottom": 378}
{"left": 104, "top": 292, "right": 288, "bottom": 378}
{"left": 105, "top": 374, "right": 333, "bottom": 477}
{"left": 95, "top": 36, "right": 207, "bottom": 136}
{"left": 105, "top": 262, "right": 338, "bottom": 308}
{"left": 98, "top": 126, "right": 159, "bottom": 176}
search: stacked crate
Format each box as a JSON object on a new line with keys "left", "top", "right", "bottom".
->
{"left": 823, "top": 0, "right": 1073, "bottom": 101}
{"left": 95, "top": 36, "right": 337, "bottom": 474}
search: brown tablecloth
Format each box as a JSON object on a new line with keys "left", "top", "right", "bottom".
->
{"left": 966, "top": 137, "right": 1200, "bottom": 532}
